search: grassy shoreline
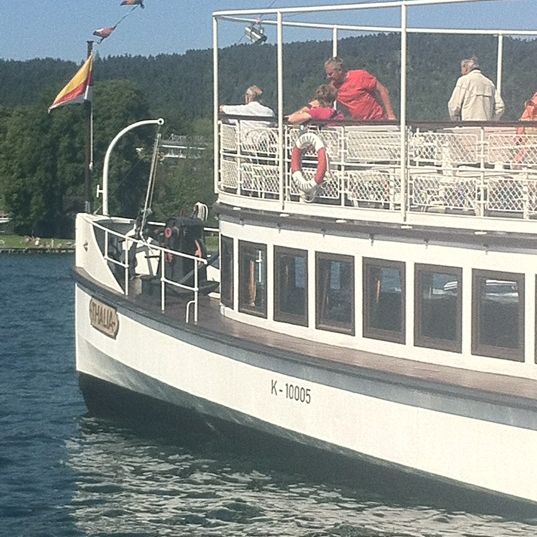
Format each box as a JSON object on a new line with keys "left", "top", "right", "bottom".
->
{"left": 0, "top": 234, "right": 74, "bottom": 250}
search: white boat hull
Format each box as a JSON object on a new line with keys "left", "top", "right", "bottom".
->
{"left": 75, "top": 281, "right": 537, "bottom": 505}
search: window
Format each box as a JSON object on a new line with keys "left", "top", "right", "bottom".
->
{"left": 364, "top": 258, "right": 405, "bottom": 343}
{"left": 220, "top": 235, "right": 234, "bottom": 308}
{"left": 274, "top": 247, "right": 308, "bottom": 326}
{"left": 415, "top": 264, "right": 462, "bottom": 352}
{"left": 472, "top": 270, "right": 524, "bottom": 361}
{"left": 316, "top": 253, "right": 354, "bottom": 334}
{"left": 239, "top": 241, "right": 267, "bottom": 317}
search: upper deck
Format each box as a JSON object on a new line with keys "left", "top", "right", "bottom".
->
{"left": 217, "top": 120, "right": 537, "bottom": 233}
{"left": 212, "top": 0, "right": 537, "bottom": 235}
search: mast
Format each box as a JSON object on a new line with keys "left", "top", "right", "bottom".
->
{"left": 84, "top": 40, "right": 94, "bottom": 214}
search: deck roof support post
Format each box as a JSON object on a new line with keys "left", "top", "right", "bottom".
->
{"left": 213, "top": 16, "right": 220, "bottom": 195}
{"left": 496, "top": 33, "right": 504, "bottom": 96}
{"left": 332, "top": 27, "right": 338, "bottom": 57}
{"left": 277, "top": 11, "right": 285, "bottom": 210}
{"left": 399, "top": 2, "right": 408, "bottom": 222}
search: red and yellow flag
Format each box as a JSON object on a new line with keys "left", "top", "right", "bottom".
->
{"left": 48, "top": 55, "right": 94, "bottom": 113}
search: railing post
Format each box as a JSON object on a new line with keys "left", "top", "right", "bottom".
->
{"left": 104, "top": 228, "right": 109, "bottom": 259}
{"left": 523, "top": 171, "right": 530, "bottom": 220}
{"left": 124, "top": 236, "right": 129, "bottom": 296}
{"left": 160, "top": 250, "right": 166, "bottom": 312}
{"left": 479, "top": 127, "right": 486, "bottom": 217}
{"left": 194, "top": 256, "right": 199, "bottom": 324}
{"left": 237, "top": 124, "right": 243, "bottom": 194}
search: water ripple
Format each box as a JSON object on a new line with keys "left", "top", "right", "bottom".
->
{"left": 2, "top": 255, "right": 537, "bottom": 536}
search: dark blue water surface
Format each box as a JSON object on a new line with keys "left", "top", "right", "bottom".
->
{"left": 2, "top": 254, "right": 537, "bottom": 536}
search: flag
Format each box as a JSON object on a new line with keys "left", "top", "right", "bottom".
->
{"left": 93, "top": 26, "right": 116, "bottom": 41}
{"left": 121, "top": 0, "right": 144, "bottom": 7}
{"left": 48, "top": 55, "right": 94, "bottom": 113}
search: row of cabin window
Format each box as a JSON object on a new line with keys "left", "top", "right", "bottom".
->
{"left": 220, "top": 237, "right": 525, "bottom": 362}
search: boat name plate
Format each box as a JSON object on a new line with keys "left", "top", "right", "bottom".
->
{"left": 89, "top": 297, "right": 119, "bottom": 339}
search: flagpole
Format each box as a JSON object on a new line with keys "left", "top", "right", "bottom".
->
{"left": 84, "top": 40, "right": 94, "bottom": 213}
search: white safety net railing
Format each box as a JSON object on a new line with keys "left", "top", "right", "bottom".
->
{"left": 218, "top": 121, "right": 537, "bottom": 220}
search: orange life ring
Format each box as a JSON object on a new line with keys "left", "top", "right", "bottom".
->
{"left": 290, "top": 132, "right": 328, "bottom": 186}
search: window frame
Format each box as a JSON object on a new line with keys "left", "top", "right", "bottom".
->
{"left": 315, "top": 252, "right": 355, "bottom": 335}
{"left": 535, "top": 275, "right": 537, "bottom": 365}
{"left": 274, "top": 246, "right": 308, "bottom": 326}
{"left": 363, "top": 257, "right": 406, "bottom": 344}
{"left": 414, "top": 263, "right": 462, "bottom": 353}
{"left": 472, "top": 269, "right": 524, "bottom": 362}
{"left": 238, "top": 240, "right": 268, "bottom": 318}
{"left": 220, "top": 235, "right": 234, "bottom": 309}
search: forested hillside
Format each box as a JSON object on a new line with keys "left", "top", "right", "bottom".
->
{"left": 1, "top": 33, "right": 537, "bottom": 237}
{"left": 2, "top": 33, "right": 537, "bottom": 124}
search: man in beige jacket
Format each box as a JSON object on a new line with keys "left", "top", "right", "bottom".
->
{"left": 448, "top": 56, "right": 505, "bottom": 121}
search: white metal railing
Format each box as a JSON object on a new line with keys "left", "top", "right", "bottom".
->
{"left": 218, "top": 121, "right": 537, "bottom": 220}
{"left": 90, "top": 220, "right": 209, "bottom": 323}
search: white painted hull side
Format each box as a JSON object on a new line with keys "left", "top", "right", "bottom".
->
{"left": 75, "top": 282, "right": 537, "bottom": 505}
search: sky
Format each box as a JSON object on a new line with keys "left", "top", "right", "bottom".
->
{"left": 1, "top": 0, "right": 537, "bottom": 63}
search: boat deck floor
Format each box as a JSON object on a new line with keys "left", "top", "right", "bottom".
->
{"left": 78, "top": 268, "right": 537, "bottom": 405}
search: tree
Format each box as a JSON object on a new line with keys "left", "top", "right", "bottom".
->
{"left": 0, "top": 79, "right": 153, "bottom": 236}
{"left": 152, "top": 119, "right": 215, "bottom": 222}
{"left": 3, "top": 35, "right": 537, "bottom": 124}
{"left": 1, "top": 102, "right": 84, "bottom": 236}
{"left": 0, "top": 106, "right": 14, "bottom": 211}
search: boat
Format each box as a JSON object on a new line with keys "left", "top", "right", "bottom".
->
{"left": 74, "top": 0, "right": 537, "bottom": 506}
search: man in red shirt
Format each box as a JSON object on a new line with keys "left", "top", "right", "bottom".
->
{"left": 324, "top": 57, "right": 396, "bottom": 120}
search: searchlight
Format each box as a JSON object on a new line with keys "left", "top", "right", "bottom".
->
{"left": 244, "top": 24, "right": 267, "bottom": 44}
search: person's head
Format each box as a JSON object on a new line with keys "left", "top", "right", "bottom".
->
{"left": 528, "top": 92, "right": 537, "bottom": 106}
{"left": 244, "top": 85, "right": 263, "bottom": 104}
{"left": 313, "top": 84, "right": 338, "bottom": 107}
{"left": 324, "top": 57, "right": 346, "bottom": 85}
{"left": 460, "top": 56, "right": 479, "bottom": 75}
{"left": 521, "top": 92, "right": 537, "bottom": 120}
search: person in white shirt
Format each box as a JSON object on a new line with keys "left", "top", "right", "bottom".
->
{"left": 220, "top": 85, "right": 274, "bottom": 140}
{"left": 448, "top": 56, "right": 505, "bottom": 121}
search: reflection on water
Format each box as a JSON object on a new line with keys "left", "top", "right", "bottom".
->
{"left": 66, "top": 416, "right": 537, "bottom": 537}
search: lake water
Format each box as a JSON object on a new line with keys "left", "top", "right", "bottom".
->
{"left": 2, "top": 254, "right": 537, "bottom": 536}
